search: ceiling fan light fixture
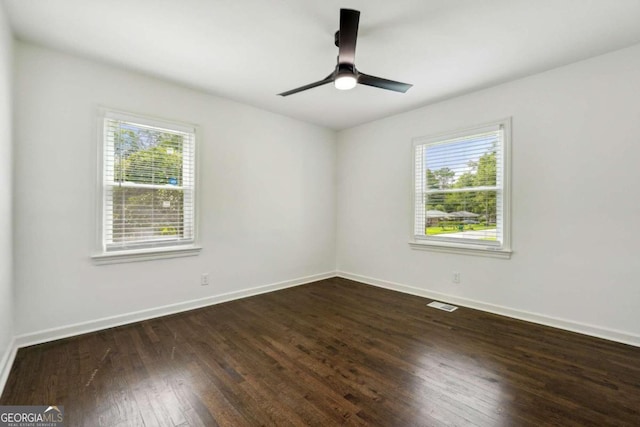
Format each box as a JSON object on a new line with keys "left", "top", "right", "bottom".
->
{"left": 334, "top": 73, "right": 357, "bottom": 90}
{"left": 277, "top": 9, "right": 412, "bottom": 96}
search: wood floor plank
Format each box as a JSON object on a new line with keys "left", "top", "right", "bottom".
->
{"left": 2, "top": 277, "right": 639, "bottom": 426}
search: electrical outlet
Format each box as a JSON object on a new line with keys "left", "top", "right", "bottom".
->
{"left": 452, "top": 272, "right": 461, "bottom": 284}
{"left": 201, "top": 273, "right": 210, "bottom": 286}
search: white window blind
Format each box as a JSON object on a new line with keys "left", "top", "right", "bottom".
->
{"left": 413, "top": 120, "right": 509, "bottom": 250}
{"left": 102, "top": 112, "right": 196, "bottom": 252}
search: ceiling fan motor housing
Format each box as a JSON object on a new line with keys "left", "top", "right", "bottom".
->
{"left": 336, "top": 62, "right": 357, "bottom": 77}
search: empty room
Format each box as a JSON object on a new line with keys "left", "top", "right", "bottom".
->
{"left": 0, "top": 0, "right": 639, "bottom": 426}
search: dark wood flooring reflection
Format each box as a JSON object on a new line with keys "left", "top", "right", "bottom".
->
{"left": 2, "top": 277, "right": 640, "bottom": 426}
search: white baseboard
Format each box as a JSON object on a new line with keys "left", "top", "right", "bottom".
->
{"left": 13, "top": 271, "right": 335, "bottom": 350}
{"left": 0, "top": 337, "right": 17, "bottom": 396}
{"left": 336, "top": 271, "right": 640, "bottom": 348}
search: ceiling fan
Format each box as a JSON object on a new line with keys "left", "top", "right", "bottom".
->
{"left": 278, "top": 8, "right": 412, "bottom": 96}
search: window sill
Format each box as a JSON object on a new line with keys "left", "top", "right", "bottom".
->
{"left": 409, "top": 241, "right": 511, "bottom": 259}
{"left": 91, "top": 245, "right": 202, "bottom": 265}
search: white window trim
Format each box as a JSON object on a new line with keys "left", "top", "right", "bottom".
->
{"left": 92, "top": 108, "right": 202, "bottom": 264}
{"left": 409, "top": 118, "right": 512, "bottom": 259}
{"left": 91, "top": 245, "right": 202, "bottom": 265}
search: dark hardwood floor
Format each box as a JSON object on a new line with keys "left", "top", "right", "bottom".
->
{"left": 2, "top": 277, "right": 639, "bottom": 426}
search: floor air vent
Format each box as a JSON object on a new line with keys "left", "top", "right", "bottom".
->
{"left": 427, "top": 301, "right": 458, "bottom": 312}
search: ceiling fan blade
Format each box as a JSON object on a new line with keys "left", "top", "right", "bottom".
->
{"left": 278, "top": 74, "right": 334, "bottom": 96}
{"left": 338, "top": 9, "right": 360, "bottom": 65}
{"left": 358, "top": 73, "right": 413, "bottom": 93}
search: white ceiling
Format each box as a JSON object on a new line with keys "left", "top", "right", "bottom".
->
{"left": 5, "top": 0, "right": 640, "bottom": 130}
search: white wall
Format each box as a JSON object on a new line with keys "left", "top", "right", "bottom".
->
{"left": 10, "top": 37, "right": 640, "bottom": 345}
{"left": 13, "top": 42, "right": 336, "bottom": 336}
{"left": 0, "top": 3, "right": 14, "bottom": 361}
{"left": 337, "top": 44, "right": 640, "bottom": 341}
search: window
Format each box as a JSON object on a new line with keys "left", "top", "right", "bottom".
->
{"left": 94, "top": 110, "right": 199, "bottom": 263}
{"left": 411, "top": 119, "right": 511, "bottom": 258}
